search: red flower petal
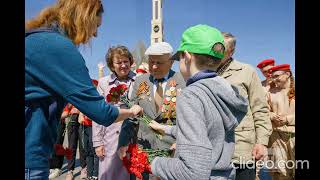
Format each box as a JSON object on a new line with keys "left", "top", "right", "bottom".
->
{"left": 146, "top": 164, "right": 152, "bottom": 174}
{"left": 110, "top": 87, "right": 117, "bottom": 93}
{"left": 54, "top": 144, "right": 65, "bottom": 156}
{"left": 116, "top": 84, "right": 128, "bottom": 95}
{"left": 106, "top": 94, "right": 112, "bottom": 102}
{"left": 65, "top": 148, "right": 73, "bottom": 160}
{"left": 122, "top": 143, "right": 153, "bottom": 179}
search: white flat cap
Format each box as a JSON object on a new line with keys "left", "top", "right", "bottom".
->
{"left": 145, "top": 42, "right": 173, "bottom": 56}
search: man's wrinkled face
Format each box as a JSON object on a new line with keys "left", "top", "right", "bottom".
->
{"left": 261, "top": 64, "right": 274, "bottom": 78}
{"left": 148, "top": 54, "right": 173, "bottom": 79}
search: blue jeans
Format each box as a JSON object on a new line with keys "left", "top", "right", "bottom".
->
{"left": 25, "top": 168, "right": 49, "bottom": 180}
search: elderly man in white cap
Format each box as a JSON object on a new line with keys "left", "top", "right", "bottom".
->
{"left": 118, "top": 42, "right": 185, "bottom": 180}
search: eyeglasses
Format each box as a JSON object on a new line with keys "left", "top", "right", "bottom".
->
{"left": 271, "top": 72, "right": 286, "bottom": 80}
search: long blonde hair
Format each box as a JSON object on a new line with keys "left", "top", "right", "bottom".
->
{"left": 25, "top": 0, "right": 103, "bottom": 45}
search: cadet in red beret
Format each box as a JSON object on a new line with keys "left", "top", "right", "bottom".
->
{"left": 268, "top": 64, "right": 292, "bottom": 93}
{"left": 257, "top": 59, "right": 275, "bottom": 69}
{"left": 257, "top": 59, "right": 275, "bottom": 92}
{"left": 266, "top": 63, "right": 295, "bottom": 179}
{"left": 268, "top": 64, "right": 290, "bottom": 73}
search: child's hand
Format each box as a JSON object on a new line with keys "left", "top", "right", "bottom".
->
{"left": 278, "top": 115, "right": 288, "bottom": 125}
{"left": 271, "top": 114, "right": 281, "bottom": 121}
{"left": 95, "top": 146, "right": 105, "bottom": 158}
{"left": 78, "top": 113, "right": 84, "bottom": 124}
{"left": 118, "top": 146, "right": 128, "bottom": 160}
{"left": 170, "top": 143, "right": 176, "bottom": 150}
{"left": 272, "top": 115, "right": 287, "bottom": 127}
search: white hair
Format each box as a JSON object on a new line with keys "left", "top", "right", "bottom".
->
{"left": 221, "top": 32, "right": 236, "bottom": 51}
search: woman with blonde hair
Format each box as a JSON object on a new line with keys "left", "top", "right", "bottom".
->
{"left": 25, "top": 1, "right": 143, "bottom": 179}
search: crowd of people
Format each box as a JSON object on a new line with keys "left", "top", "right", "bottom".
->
{"left": 25, "top": 0, "right": 295, "bottom": 180}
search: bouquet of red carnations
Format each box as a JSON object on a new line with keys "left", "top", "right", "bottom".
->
{"left": 108, "top": 84, "right": 162, "bottom": 139}
{"left": 106, "top": 84, "right": 128, "bottom": 103}
{"left": 122, "top": 143, "right": 172, "bottom": 179}
{"left": 53, "top": 144, "right": 73, "bottom": 160}
{"left": 107, "top": 84, "right": 153, "bottom": 127}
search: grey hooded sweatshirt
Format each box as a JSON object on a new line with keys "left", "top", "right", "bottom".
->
{"left": 151, "top": 76, "right": 248, "bottom": 180}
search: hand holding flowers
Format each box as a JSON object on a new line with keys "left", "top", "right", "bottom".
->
{"left": 106, "top": 84, "right": 144, "bottom": 122}
{"left": 119, "top": 144, "right": 172, "bottom": 179}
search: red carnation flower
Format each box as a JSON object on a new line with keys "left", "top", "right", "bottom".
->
{"left": 122, "top": 143, "right": 153, "bottom": 179}
{"left": 106, "top": 94, "right": 113, "bottom": 102}
{"left": 54, "top": 144, "right": 65, "bottom": 156}
{"left": 106, "top": 84, "right": 128, "bottom": 103}
{"left": 65, "top": 148, "right": 73, "bottom": 160}
{"left": 116, "top": 84, "right": 128, "bottom": 95}
{"left": 145, "top": 164, "right": 152, "bottom": 174}
{"left": 109, "top": 87, "right": 117, "bottom": 94}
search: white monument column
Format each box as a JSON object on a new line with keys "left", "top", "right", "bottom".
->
{"left": 151, "top": 0, "right": 163, "bottom": 45}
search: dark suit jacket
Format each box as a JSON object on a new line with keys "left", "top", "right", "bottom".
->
{"left": 119, "top": 69, "right": 186, "bottom": 150}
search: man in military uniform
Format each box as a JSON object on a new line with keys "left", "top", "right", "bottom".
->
{"left": 119, "top": 42, "right": 185, "bottom": 180}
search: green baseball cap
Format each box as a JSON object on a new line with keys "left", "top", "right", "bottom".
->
{"left": 171, "top": 24, "right": 225, "bottom": 60}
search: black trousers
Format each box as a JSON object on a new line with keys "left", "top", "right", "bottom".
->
{"left": 234, "top": 163, "right": 256, "bottom": 180}
{"left": 80, "top": 125, "right": 99, "bottom": 177}
{"left": 49, "top": 119, "right": 66, "bottom": 169}
{"left": 67, "top": 114, "right": 86, "bottom": 170}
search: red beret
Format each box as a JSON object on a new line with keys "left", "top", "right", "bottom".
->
{"left": 257, "top": 59, "right": 275, "bottom": 69}
{"left": 92, "top": 79, "right": 99, "bottom": 86}
{"left": 269, "top": 64, "right": 290, "bottom": 73}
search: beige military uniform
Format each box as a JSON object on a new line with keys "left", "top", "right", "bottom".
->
{"left": 267, "top": 88, "right": 295, "bottom": 180}
{"left": 219, "top": 60, "right": 272, "bottom": 163}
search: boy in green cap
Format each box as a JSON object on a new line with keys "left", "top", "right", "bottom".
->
{"left": 119, "top": 24, "right": 248, "bottom": 180}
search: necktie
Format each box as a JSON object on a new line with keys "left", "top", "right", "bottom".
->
{"left": 154, "top": 79, "right": 164, "bottom": 113}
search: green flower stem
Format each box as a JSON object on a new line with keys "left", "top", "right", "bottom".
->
{"left": 120, "top": 95, "right": 162, "bottom": 139}
{"left": 142, "top": 148, "right": 172, "bottom": 163}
